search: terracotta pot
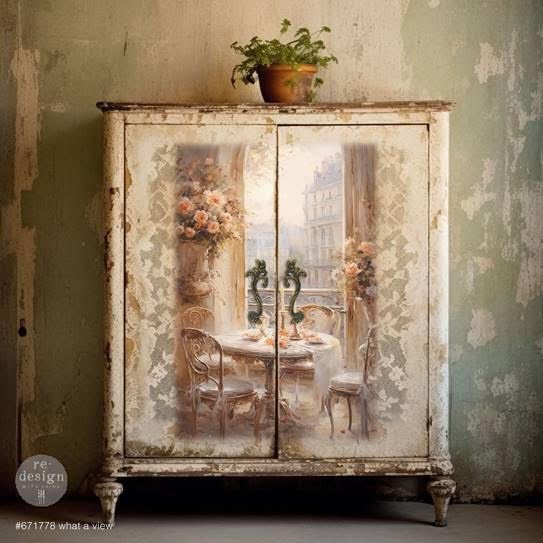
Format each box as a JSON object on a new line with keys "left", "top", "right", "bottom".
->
{"left": 257, "top": 64, "right": 317, "bottom": 103}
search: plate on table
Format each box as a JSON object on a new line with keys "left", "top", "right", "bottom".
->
{"left": 305, "top": 335, "right": 326, "bottom": 345}
{"left": 243, "top": 331, "right": 262, "bottom": 342}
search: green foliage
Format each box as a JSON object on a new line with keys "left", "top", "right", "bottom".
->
{"left": 230, "top": 18, "right": 338, "bottom": 98}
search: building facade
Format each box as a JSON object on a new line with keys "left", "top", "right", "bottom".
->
{"left": 303, "top": 153, "right": 344, "bottom": 287}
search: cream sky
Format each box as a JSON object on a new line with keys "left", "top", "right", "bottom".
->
{"left": 244, "top": 143, "right": 342, "bottom": 228}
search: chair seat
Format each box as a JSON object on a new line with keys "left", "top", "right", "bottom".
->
{"left": 197, "top": 377, "right": 255, "bottom": 398}
{"left": 330, "top": 371, "right": 364, "bottom": 393}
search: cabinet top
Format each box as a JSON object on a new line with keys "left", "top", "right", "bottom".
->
{"left": 96, "top": 101, "right": 454, "bottom": 113}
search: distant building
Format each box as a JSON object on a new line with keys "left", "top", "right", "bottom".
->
{"left": 303, "top": 153, "right": 344, "bottom": 287}
{"left": 246, "top": 223, "right": 305, "bottom": 280}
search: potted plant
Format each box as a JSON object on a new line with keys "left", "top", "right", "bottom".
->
{"left": 230, "top": 18, "right": 338, "bottom": 103}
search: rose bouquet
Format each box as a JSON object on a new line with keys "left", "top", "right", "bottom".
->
{"left": 334, "top": 238, "right": 377, "bottom": 306}
{"left": 175, "top": 156, "right": 243, "bottom": 255}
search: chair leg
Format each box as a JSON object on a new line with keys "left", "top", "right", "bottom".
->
{"left": 324, "top": 392, "right": 334, "bottom": 439}
{"left": 191, "top": 391, "right": 201, "bottom": 436}
{"left": 254, "top": 396, "right": 263, "bottom": 439}
{"left": 347, "top": 397, "right": 353, "bottom": 431}
{"left": 218, "top": 400, "right": 227, "bottom": 439}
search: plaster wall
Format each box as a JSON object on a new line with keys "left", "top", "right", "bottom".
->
{"left": 1, "top": 0, "right": 541, "bottom": 501}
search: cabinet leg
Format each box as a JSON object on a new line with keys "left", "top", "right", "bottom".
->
{"left": 427, "top": 478, "right": 455, "bottom": 527}
{"left": 93, "top": 479, "right": 123, "bottom": 526}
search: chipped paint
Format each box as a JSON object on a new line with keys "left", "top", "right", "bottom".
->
{"left": 467, "top": 308, "right": 496, "bottom": 349}
{"left": 460, "top": 158, "right": 495, "bottom": 221}
{"left": 474, "top": 43, "right": 505, "bottom": 84}
{"left": 5, "top": 10, "right": 40, "bottom": 459}
{"left": 515, "top": 186, "right": 543, "bottom": 307}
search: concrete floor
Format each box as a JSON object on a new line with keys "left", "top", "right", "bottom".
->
{"left": 0, "top": 500, "right": 542, "bottom": 543}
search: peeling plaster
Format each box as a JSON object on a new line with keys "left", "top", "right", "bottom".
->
{"left": 5, "top": 21, "right": 41, "bottom": 457}
{"left": 490, "top": 373, "right": 519, "bottom": 399}
{"left": 467, "top": 308, "right": 496, "bottom": 349}
{"left": 465, "top": 256, "right": 494, "bottom": 293}
{"left": 461, "top": 158, "right": 496, "bottom": 220}
{"left": 515, "top": 186, "right": 543, "bottom": 307}
{"left": 474, "top": 42, "right": 505, "bottom": 84}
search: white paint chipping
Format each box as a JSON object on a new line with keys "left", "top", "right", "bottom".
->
{"left": 474, "top": 43, "right": 505, "bottom": 84}
{"left": 461, "top": 158, "right": 496, "bottom": 221}
{"left": 515, "top": 186, "right": 543, "bottom": 307}
{"left": 490, "top": 373, "right": 519, "bottom": 398}
{"left": 467, "top": 308, "right": 496, "bottom": 348}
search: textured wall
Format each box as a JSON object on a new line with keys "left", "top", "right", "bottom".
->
{"left": 1, "top": 0, "right": 541, "bottom": 500}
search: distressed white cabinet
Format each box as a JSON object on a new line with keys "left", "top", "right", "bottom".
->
{"left": 95, "top": 102, "right": 455, "bottom": 525}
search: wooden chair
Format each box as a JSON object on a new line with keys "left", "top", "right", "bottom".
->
{"left": 280, "top": 304, "right": 340, "bottom": 406}
{"left": 324, "top": 326, "right": 377, "bottom": 439}
{"left": 299, "top": 304, "right": 340, "bottom": 337}
{"left": 181, "top": 328, "right": 262, "bottom": 438}
{"left": 181, "top": 306, "right": 215, "bottom": 331}
{"left": 181, "top": 306, "right": 234, "bottom": 374}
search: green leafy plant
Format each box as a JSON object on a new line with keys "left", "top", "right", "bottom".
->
{"left": 230, "top": 18, "right": 338, "bottom": 100}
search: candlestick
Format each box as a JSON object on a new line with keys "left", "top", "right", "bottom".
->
{"left": 279, "top": 285, "right": 285, "bottom": 312}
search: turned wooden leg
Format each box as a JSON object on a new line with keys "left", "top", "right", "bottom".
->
{"left": 94, "top": 479, "right": 123, "bottom": 526}
{"left": 191, "top": 389, "right": 201, "bottom": 436}
{"left": 427, "top": 478, "right": 456, "bottom": 527}
{"left": 254, "top": 395, "right": 264, "bottom": 439}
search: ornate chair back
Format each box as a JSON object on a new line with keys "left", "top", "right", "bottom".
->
{"left": 181, "top": 328, "right": 224, "bottom": 392}
{"left": 181, "top": 306, "right": 215, "bottom": 332}
{"left": 300, "top": 304, "right": 340, "bottom": 336}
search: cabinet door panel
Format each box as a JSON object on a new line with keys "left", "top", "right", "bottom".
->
{"left": 124, "top": 124, "right": 276, "bottom": 457}
{"left": 277, "top": 125, "right": 429, "bottom": 459}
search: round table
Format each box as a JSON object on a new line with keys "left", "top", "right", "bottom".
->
{"left": 214, "top": 329, "right": 343, "bottom": 419}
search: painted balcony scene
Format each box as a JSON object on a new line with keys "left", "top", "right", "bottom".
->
{"left": 123, "top": 124, "right": 429, "bottom": 460}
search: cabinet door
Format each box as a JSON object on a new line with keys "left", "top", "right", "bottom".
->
{"left": 277, "top": 125, "right": 429, "bottom": 459}
{"left": 124, "top": 124, "right": 277, "bottom": 457}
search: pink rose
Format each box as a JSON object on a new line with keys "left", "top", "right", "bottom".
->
{"left": 177, "top": 197, "right": 194, "bottom": 215}
{"left": 219, "top": 212, "right": 232, "bottom": 223}
{"left": 194, "top": 210, "right": 209, "bottom": 225}
{"left": 175, "top": 225, "right": 185, "bottom": 236}
{"left": 344, "top": 261, "right": 360, "bottom": 278}
{"left": 207, "top": 221, "right": 220, "bottom": 234}
{"left": 184, "top": 227, "right": 196, "bottom": 239}
{"left": 358, "top": 241, "right": 376, "bottom": 257}
{"left": 204, "top": 190, "right": 225, "bottom": 208}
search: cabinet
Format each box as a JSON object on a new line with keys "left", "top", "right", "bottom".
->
{"left": 95, "top": 102, "right": 455, "bottom": 526}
